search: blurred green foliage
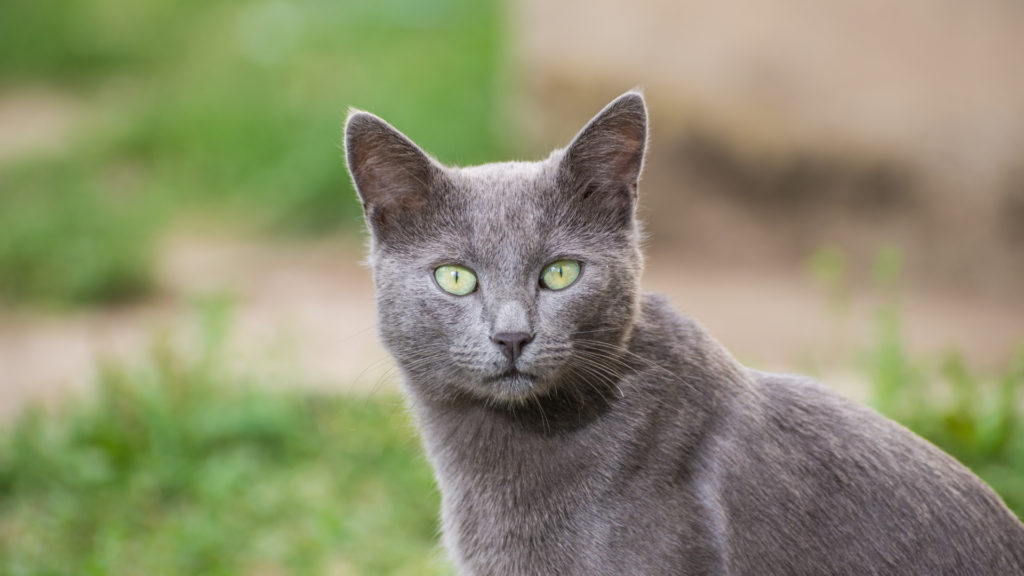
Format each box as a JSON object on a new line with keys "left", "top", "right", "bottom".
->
{"left": 0, "top": 321, "right": 451, "bottom": 575}
{"left": 862, "top": 249, "right": 1024, "bottom": 518}
{"left": 805, "top": 245, "right": 850, "bottom": 316}
{"left": 0, "top": 160, "right": 159, "bottom": 305}
{"left": 0, "top": 0, "right": 506, "bottom": 305}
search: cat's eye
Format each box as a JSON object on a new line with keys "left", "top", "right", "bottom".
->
{"left": 540, "top": 259, "right": 581, "bottom": 291}
{"left": 435, "top": 264, "right": 478, "bottom": 296}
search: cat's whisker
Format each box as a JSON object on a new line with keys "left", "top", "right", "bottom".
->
{"left": 572, "top": 349, "right": 633, "bottom": 378}
{"left": 530, "top": 393, "right": 551, "bottom": 434}
{"left": 572, "top": 346, "right": 672, "bottom": 400}
{"left": 367, "top": 352, "right": 452, "bottom": 399}
{"left": 566, "top": 365, "right": 617, "bottom": 403}
{"left": 575, "top": 339, "right": 699, "bottom": 394}
{"left": 351, "top": 354, "right": 401, "bottom": 392}
{"left": 562, "top": 357, "right": 619, "bottom": 404}
{"left": 577, "top": 356, "right": 631, "bottom": 398}
{"left": 569, "top": 354, "right": 632, "bottom": 393}
{"left": 569, "top": 326, "right": 627, "bottom": 336}
{"left": 572, "top": 346, "right": 645, "bottom": 380}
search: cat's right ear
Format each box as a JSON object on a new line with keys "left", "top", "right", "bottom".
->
{"left": 344, "top": 110, "right": 438, "bottom": 233}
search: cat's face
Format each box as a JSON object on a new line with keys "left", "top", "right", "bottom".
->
{"left": 346, "top": 93, "right": 647, "bottom": 404}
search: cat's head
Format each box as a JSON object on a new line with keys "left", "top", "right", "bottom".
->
{"left": 345, "top": 92, "right": 647, "bottom": 405}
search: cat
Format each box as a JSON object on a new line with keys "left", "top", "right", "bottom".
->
{"left": 344, "top": 91, "right": 1024, "bottom": 575}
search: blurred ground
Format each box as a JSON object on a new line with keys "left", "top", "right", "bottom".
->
{"left": 0, "top": 90, "right": 78, "bottom": 165}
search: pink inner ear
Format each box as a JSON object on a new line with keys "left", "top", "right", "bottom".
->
{"left": 605, "top": 114, "right": 645, "bottom": 178}
{"left": 358, "top": 155, "right": 422, "bottom": 206}
{"left": 582, "top": 137, "right": 643, "bottom": 189}
{"left": 609, "top": 146, "right": 643, "bottom": 182}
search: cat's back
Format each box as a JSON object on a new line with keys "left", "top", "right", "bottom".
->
{"left": 700, "top": 368, "right": 1024, "bottom": 574}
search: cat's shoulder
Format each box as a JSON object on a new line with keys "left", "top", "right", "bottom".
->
{"left": 634, "top": 292, "right": 717, "bottom": 349}
{"left": 748, "top": 368, "right": 942, "bottom": 464}
{"left": 747, "top": 370, "right": 1023, "bottom": 517}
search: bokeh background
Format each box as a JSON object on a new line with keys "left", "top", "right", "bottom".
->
{"left": 1, "top": 0, "right": 1022, "bottom": 573}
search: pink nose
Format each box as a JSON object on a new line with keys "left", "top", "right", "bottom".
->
{"left": 492, "top": 332, "right": 533, "bottom": 363}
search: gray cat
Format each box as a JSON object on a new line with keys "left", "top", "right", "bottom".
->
{"left": 344, "top": 91, "right": 1024, "bottom": 575}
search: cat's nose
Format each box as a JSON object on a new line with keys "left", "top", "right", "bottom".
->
{"left": 492, "top": 332, "right": 533, "bottom": 363}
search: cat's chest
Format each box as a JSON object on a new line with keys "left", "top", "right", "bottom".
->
{"left": 417, "top": 402, "right": 722, "bottom": 575}
{"left": 435, "top": 450, "right": 715, "bottom": 576}
{"left": 425, "top": 429, "right": 693, "bottom": 574}
{"left": 436, "top": 448, "right": 609, "bottom": 574}
{"left": 419, "top": 415, "right": 608, "bottom": 566}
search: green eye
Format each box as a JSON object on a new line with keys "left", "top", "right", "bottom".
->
{"left": 435, "top": 264, "right": 477, "bottom": 296}
{"left": 541, "top": 259, "right": 581, "bottom": 290}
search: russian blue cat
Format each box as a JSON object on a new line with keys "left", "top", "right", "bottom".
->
{"left": 344, "top": 91, "right": 1024, "bottom": 575}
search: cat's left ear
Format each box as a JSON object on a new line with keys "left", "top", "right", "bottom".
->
{"left": 558, "top": 90, "right": 648, "bottom": 227}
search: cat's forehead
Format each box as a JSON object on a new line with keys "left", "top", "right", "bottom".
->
{"left": 448, "top": 159, "right": 558, "bottom": 224}
{"left": 449, "top": 160, "right": 552, "bottom": 200}
{"left": 434, "top": 158, "right": 564, "bottom": 262}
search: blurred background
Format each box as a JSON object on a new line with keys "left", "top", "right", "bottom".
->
{"left": 0, "top": 0, "right": 1022, "bottom": 573}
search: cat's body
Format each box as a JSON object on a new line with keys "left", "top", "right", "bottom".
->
{"left": 345, "top": 92, "right": 1024, "bottom": 575}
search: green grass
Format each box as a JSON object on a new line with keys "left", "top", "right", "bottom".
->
{"left": 0, "top": 0, "right": 507, "bottom": 306}
{"left": 0, "top": 326, "right": 451, "bottom": 575}
{"left": 0, "top": 159, "right": 160, "bottom": 305}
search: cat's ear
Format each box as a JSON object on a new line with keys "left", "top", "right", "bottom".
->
{"left": 345, "top": 110, "right": 439, "bottom": 232}
{"left": 558, "top": 90, "right": 648, "bottom": 226}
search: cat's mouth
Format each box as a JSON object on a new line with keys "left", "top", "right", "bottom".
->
{"left": 493, "top": 368, "right": 532, "bottom": 381}
{"left": 484, "top": 368, "right": 538, "bottom": 398}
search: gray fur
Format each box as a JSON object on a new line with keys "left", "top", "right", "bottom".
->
{"left": 345, "top": 92, "right": 1024, "bottom": 575}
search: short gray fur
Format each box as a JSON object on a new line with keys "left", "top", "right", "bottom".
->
{"left": 344, "top": 92, "right": 1024, "bottom": 575}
